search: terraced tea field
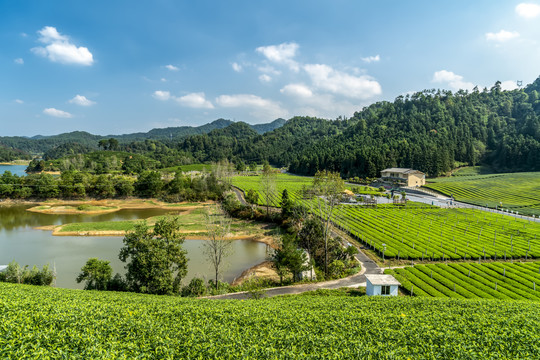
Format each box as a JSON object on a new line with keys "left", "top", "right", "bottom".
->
{"left": 424, "top": 171, "right": 540, "bottom": 216}
{"left": 333, "top": 206, "right": 540, "bottom": 260}
{"left": 386, "top": 261, "right": 540, "bottom": 300}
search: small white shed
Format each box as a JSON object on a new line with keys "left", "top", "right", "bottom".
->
{"left": 365, "top": 274, "right": 400, "bottom": 296}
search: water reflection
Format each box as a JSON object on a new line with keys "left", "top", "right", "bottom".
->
{"left": 0, "top": 206, "right": 269, "bottom": 289}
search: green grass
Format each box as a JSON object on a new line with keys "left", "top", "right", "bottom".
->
{"left": 386, "top": 261, "right": 540, "bottom": 300}
{"left": 424, "top": 171, "right": 540, "bottom": 216}
{"left": 59, "top": 220, "right": 137, "bottom": 232}
{"left": 2, "top": 282, "right": 540, "bottom": 358}
{"left": 161, "top": 163, "right": 215, "bottom": 173}
{"left": 232, "top": 173, "right": 379, "bottom": 207}
{"left": 333, "top": 206, "right": 540, "bottom": 260}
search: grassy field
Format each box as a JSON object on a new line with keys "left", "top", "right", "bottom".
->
{"left": 57, "top": 205, "right": 276, "bottom": 238}
{"left": 2, "top": 282, "right": 540, "bottom": 358}
{"left": 231, "top": 173, "right": 379, "bottom": 207}
{"left": 333, "top": 206, "right": 540, "bottom": 260}
{"left": 161, "top": 163, "right": 215, "bottom": 173}
{"left": 386, "top": 261, "right": 540, "bottom": 300}
{"left": 424, "top": 171, "right": 540, "bottom": 216}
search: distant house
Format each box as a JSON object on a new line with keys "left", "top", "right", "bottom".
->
{"left": 365, "top": 274, "right": 400, "bottom": 296}
{"left": 380, "top": 168, "right": 425, "bottom": 187}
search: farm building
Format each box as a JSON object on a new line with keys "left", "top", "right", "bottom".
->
{"left": 380, "top": 168, "right": 425, "bottom": 187}
{"left": 365, "top": 274, "right": 400, "bottom": 296}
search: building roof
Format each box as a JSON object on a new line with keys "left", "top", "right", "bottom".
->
{"left": 381, "top": 168, "right": 424, "bottom": 175}
{"left": 0, "top": 265, "right": 8, "bottom": 272}
{"left": 365, "top": 274, "right": 401, "bottom": 286}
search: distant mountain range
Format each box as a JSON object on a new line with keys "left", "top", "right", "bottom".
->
{"left": 0, "top": 118, "right": 287, "bottom": 154}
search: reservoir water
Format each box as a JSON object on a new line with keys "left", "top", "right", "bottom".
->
{"left": 0, "top": 205, "right": 269, "bottom": 289}
{"left": 0, "top": 164, "right": 28, "bottom": 177}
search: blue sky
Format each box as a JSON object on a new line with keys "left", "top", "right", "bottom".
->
{"left": 2, "top": 0, "right": 540, "bottom": 136}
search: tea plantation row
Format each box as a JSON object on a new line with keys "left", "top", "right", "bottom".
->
{"left": 1, "top": 282, "right": 540, "bottom": 359}
{"left": 386, "top": 261, "right": 540, "bottom": 300}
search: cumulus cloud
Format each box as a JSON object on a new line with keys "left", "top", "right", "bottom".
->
{"left": 432, "top": 70, "right": 474, "bottom": 91}
{"left": 14, "top": 99, "right": 24, "bottom": 104}
{"left": 14, "top": 58, "right": 24, "bottom": 65}
{"left": 516, "top": 3, "right": 540, "bottom": 18}
{"left": 69, "top": 95, "right": 95, "bottom": 106}
{"left": 500, "top": 80, "right": 519, "bottom": 91}
{"left": 43, "top": 108, "right": 72, "bottom": 118}
{"left": 259, "top": 74, "right": 272, "bottom": 83}
{"left": 216, "top": 94, "right": 288, "bottom": 119}
{"left": 303, "top": 64, "right": 382, "bottom": 99}
{"left": 165, "top": 64, "right": 179, "bottom": 71}
{"left": 176, "top": 92, "right": 214, "bottom": 109}
{"left": 31, "top": 26, "right": 93, "bottom": 66}
{"left": 280, "top": 83, "right": 313, "bottom": 98}
{"left": 485, "top": 30, "right": 520, "bottom": 42}
{"left": 232, "top": 62, "right": 242, "bottom": 72}
{"left": 153, "top": 90, "right": 171, "bottom": 101}
{"left": 256, "top": 42, "right": 299, "bottom": 71}
{"left": 361, "top": 55, "right": 380, "bottom": 63}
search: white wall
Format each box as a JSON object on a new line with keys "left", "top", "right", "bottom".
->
{"left": 366, "top": 283, "right": 399, "bottom": 296}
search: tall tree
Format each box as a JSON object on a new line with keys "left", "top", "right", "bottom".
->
{"left": 119, "top": 217, "right": 187, "bottom": 294}
{"left": 260, "top": 162, "right": 276, "bottom": 216}
{"left": 311, "top": 170, "right": 344, "bottom": 276}
{"left": 202, "top": 206, "right": 233, "bottom": 290}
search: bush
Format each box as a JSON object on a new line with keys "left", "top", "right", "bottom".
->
{"left": 0, "top": 261, "right": 54, "bottom": 286}
{"left": 181, "top": 277, "right": 207, "bottom": 297}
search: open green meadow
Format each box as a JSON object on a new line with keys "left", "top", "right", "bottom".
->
{"left": 386, "top": 261, "right": 540, "bottom": 300}
{"left": 424, "top": 171, "right": 540, "bottom": 216}
{"left": 2, "top": 282, "right": 540, "bottom": 359}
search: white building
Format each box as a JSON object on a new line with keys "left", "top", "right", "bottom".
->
{"left": 365, "top": 274, "right": 400, "bottom": 296}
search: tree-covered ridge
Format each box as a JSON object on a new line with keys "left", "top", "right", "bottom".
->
{"left": 288, "top": 80, "right": 540, "bottom": 177}
{"left": 0, "top": 145, "right": 31, "bottom": 162}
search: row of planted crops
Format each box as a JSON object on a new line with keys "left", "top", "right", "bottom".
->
{"left": 423, "top": 172, "right": 540, "bottom": 217}
{"left": 232, "top": 174, "right": 540, "bottom": 261}
{"left": 2, "top": 282, "right": 540, "bottom": 358}
{"left": 333, "top": 206, "right": 540, "bottom": 260}
{"left": 386, "top": 261, "right": 540, "bottom": 300}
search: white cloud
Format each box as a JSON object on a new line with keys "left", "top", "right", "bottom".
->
{"left": 31, "top": 26, "right": 93, "bottom": 66}
{"left": 259, "top": 74, "right": 272, "bottom": 83}
{"left": 516, "top": 3, "right": 540, "bottom": 18}
{"left": 485, "top": 30, "right": 520, "bottom": 42}
{"left": 216, "top": 94, "right": 288, "bottom": 119}
{"left": 500, "top": 80, "right": 519, "bottom": 91}
{"left": 153, "top": 90, "right": 171, "bottom": 101}
{"left": 14, "top": 58, "right": 24, "bottom": 65}
{"left": 14, "top": 99, "right": 24, "bottom": 104}
{"left": 361, "top": 55, "right": 380, "bottom": 63}
{"left": 280, "top": 83, "right": 313, "bottom": 98}
{"left": 304, "top": 64, "right": 382, "bottom": 99}
{"left": 256, "top": 42, "right": 299, "bottom": 71}
{"left": 69, "top": 95, "right": 95, "bottom": 106}
{"left": 232, "top": 62, "right": 242, "bottom": 72}
{"left": 432, "top": 70, "right": 474, "bottom": 91}
{"left": 43, "top": 108, "right": 72, "bottom": 118}
{"left": 176, "top": 92, "right": 214, "bottom": 109}
{"left": 161, "top": 78, "right": 167, "bottom": 82}
{"left": 165, "top": 64, "right": 179, "bottom": 71}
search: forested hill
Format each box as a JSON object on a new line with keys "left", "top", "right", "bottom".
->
{"left": 0, "top": 118, "right": 286, "bottom": 155}
{"left": 287, "top": 79, "right": 540, "bottom": 177}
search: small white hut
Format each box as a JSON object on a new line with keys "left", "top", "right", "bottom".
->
{"left": 365, "top": 274, "right": 400, "bottom": 296}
